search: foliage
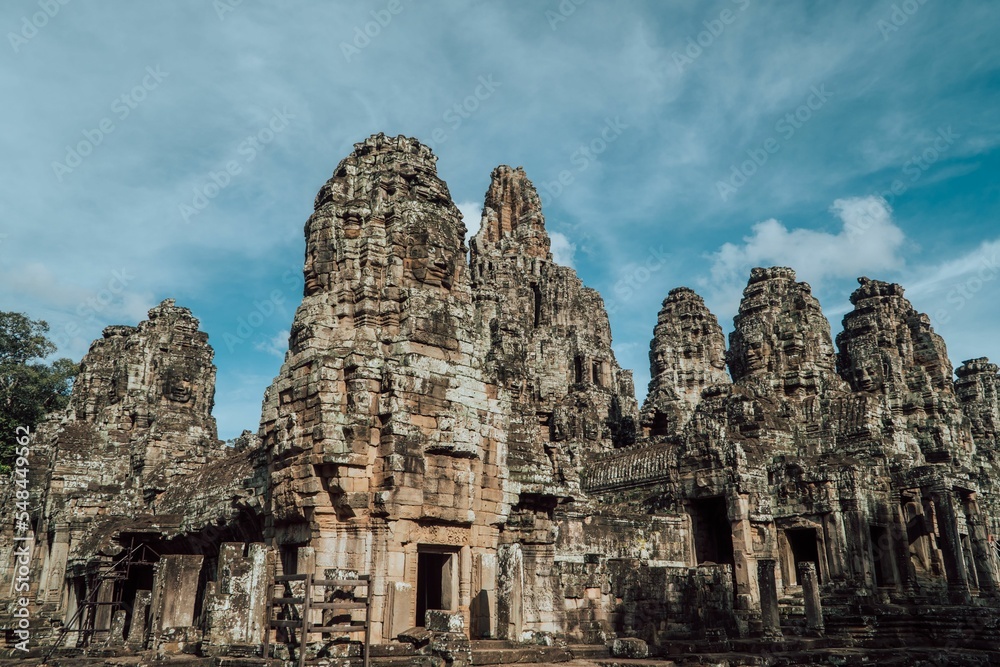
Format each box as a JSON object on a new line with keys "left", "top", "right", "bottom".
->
{"left": 0, "top": 312, "right": 78, "bottom": 473}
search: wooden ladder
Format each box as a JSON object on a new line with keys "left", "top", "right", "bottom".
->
{"left": 264, "top": 572, "right": 371, "bottom": 667}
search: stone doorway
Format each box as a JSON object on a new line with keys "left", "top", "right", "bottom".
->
{"left": 785, "top": 528, "right": 822, "bottom": 585}
{"left": 416, "top": 548, "right": 457, "bottom": 626}
{"left": 870, "top": 525, "right": 898, "bottom": 587}
{"left": 689, "top": 497, "right": 734, "bottom": 567}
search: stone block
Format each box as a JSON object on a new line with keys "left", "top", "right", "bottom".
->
{"left": 610, "top": 637, "right": 649, "bottom": 658}
{"left": 425, "top": 609, "right": 465, "bottom": 633}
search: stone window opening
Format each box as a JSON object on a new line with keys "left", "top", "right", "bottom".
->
{"left": 278, "top": 543, "right": 304, "bottom": 576}
{"left": 574, "top": 355, "right": 584, "bottom": 384}
{"left": 416, "top": 548, "right": 458, "bottom": 627}
{"left": 592, "top": 361, "right": 602, "bottom": 386}
{"left": 532, "top": 283, "right": 542, "bottom": 328}
{"left": 649, "top": 411, "right": 670, "bottom": 437}
{"left": 537, "top": 411, "right": 553, "bottom": 442}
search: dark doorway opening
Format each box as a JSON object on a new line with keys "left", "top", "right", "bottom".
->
{"left": 690, "top": 497, "right": 734, "bottom": 566}
{"left": 119, "top": 561, "right": 155, "bottom": 640}
{"left": 786, "top": 528, "right": 821, "bottom": 584}
{"left": 870, "top": 525, "right": 896, "bottom": 587}
{"left": 416, "top": 551, "right": 454, "bottom": 627}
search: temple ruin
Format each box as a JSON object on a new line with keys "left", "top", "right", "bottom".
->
{"left": 3, "top": 133, "right": 999, "bottom": 665}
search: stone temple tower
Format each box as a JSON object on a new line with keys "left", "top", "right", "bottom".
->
{"left": 259, "top": 134, "right": 511, "bottom": 640}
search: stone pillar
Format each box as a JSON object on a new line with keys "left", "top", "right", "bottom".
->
{"left": 890, "top": 503, "right": 913, "bottom": 590}
{"left": 471, "top": 552, "right": 496, "bottom": 639}
{"left": 895, "top": 499, "right": 922, "bottom": 592}
{"left": 459, "top": 546, "right": 472, "bottom": 632}
{"left": 106, "top": 609, "right": 127, "bottom": 647}
{"left": 845, "top": 508, "right": 874, "bottom": 587}
{"left": 823, "top": 510, "right": 848, "bottom": 581}
{"left": 40, "top": 524, "right": 69, "bottom": 606}
{"left": 149, "top": 554, "right": 205, "bottom": 652}
{"left": 297, "top": 546, "right": 322, "bottom": 629}
{"left": 387, "top": 582, "right": 414, "bottom": 639}
{"left": 963, "top": 494, "right": 999, "bottom": 595}
{"left": 496, "top": 544, "right": 523, "bottom": 641}
{"left": 933, "top": 491, "right": 972, "bottom": 603}
{"left": 204, "top": 543, "right": 272, "bottom": 653}
{"left": 922, "top": 495, "right": 948, "bottom": 576}
{"left": 93, "top": 567, "right": 116, "bottom": 635}
{"left": 797, "top": 562, "right": 824, "bottom": 636}
{"left": 756, "top": 559, "right": 781, "bottom": 639}
{"left": 297, "top": 545, "right": 316, "bottom": 575}
{"left": 730, "top": 495, "right": 757, "bottom": 613}
{"left": 126, "top": 590, "right": 152, "bottom": 649}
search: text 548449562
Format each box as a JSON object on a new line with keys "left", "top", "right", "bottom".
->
{"left": 12, "top": 425, "right": 32, "bottom": 652}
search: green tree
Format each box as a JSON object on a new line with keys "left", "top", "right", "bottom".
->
{"left": 1, "top": 312, "right": 78, "bottom": 473}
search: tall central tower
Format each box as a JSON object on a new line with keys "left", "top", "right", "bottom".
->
{"left": 260, "top": 134, "right": 511, "bottom": 639}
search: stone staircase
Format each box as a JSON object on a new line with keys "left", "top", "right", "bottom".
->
{"left": 778, "top": 588, "right": 807, "bottom": 636}
{"left": 259, "top": 638, "right": 584, "bottom": 667}
{"left": 469, "top": 639, "right": 574, "bottom": 665}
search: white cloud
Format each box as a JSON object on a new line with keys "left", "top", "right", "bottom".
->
{"left": 907, "top": 240, "right": 1000, "bottom": 298}
{"left": 549, "top": 231, "right": 576, "bottom": 268}
{"left": 902, "top": 239, "right": 1000, "bottom": 335}
{"left": 708, "top": 195, "right": 905, "bottom": 288}
{"left": 254, "top": 329, "right": 289, "bottom": 358}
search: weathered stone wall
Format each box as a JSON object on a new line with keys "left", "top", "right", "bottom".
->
{"left": 838, "top": 277, "right": 975, "bottom": 464}
{"left": 957, "top": 357, "right": 1000, "bottom": 541}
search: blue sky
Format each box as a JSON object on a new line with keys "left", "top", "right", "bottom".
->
{"left": 2, "top": 1, "right": 999, "bottom": 440}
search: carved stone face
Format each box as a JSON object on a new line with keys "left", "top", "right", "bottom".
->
{"left": 852, "top": 364, "right": 878, "bottom": 392}
{"left": 303, "top": 249, "right": 320, "bottom": 295}
{"left": 342, "top": 205, "right": 366, "bottom": 239}
{"left": 107, "top": 368, "right": 126, "bottom": 404}
{"left": 163, "top": 368, "right": 193, "bottom": 403}
{"left": 743, "top": 339, "right": 766, "bottom": 373}
{"left": 406, "top": 227, "right": 458, "bottom": 290}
